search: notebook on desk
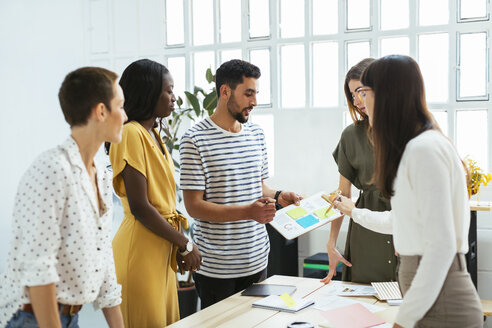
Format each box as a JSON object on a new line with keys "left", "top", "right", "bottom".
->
{"left": 252, "top": 295, "right": 314, "bottom": 313}
{"left": 241, "top": 283, "right": 296, "bottom": 296}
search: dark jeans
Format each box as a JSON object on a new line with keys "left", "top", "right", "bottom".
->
{"left": 193, "top": 268, "right": 267, "bottom": 309}
{"left": 6, "top": 307, "right": 79, "bottom": 328}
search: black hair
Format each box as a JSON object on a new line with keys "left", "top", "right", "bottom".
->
{"left": 58, "top": 67, "right": 118, "bottom": 127}
{"left": 119, "top": 59, "right": 170, "bottom": 121}
{"left": 215, "top": 59, "right": 261, "bottom": 98}
{"left": 105, "top": 59, "right": 169, "bottom": 154}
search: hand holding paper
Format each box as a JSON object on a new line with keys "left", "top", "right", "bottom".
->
{"left": 333, "top": 195, "right": 356, "bottom": 217}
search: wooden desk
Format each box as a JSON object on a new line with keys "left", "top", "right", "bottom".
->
{"left": 169, "top": 275, "right": 393, "bottom": 328}
{"left": 170, "top": 275, "right": 492, "bottom": 327}
{"left": 467, "top": 201, "right": 492, "bottom": 288}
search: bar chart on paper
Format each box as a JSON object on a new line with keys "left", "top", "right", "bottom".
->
{"left": 269, "top": 191, "right": 342, "bottom": 239}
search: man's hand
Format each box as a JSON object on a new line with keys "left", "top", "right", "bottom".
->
{"left": 249, "top": 197, "right": 276, "bottom": 224}
{"left": 277, "top": 191, "right": 302, "bottom": 208}
{"left": 320, "top": 246, "right": 352, "bottom": 284}
{"left": 182, "top": 244, "right": 202, "bottom": 272}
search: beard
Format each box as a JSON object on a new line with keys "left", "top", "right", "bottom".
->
{"left": 227, "top": 94, "right": 251, "bottom": 124}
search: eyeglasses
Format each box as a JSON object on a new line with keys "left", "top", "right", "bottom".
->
{"left": 354, "top": 87, "right": 372, "bottom": 102}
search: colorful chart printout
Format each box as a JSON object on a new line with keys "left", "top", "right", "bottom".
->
{"left": 269, "top": 191, "right": 342, "bottom": 240}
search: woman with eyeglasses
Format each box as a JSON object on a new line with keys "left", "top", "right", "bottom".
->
{"left": 321, "top": 58, "right": 397, "bottom": 285}
{"left": 333, "top": 55, "right": 482, "bottom": 327}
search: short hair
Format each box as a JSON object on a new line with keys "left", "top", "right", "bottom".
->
{"left": 215, "top": 59, "right": 261, "bottom": 98}
{"left": 58, "top": 67, "right": 118, "bottom": 127}
{"left": 119, "top": 59, "right": 170, "bottom": 122}
{"left": 344, "top": 58, "right": 375, "bottom": 124}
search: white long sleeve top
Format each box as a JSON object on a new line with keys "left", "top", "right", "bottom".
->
{"left": 351, "top": 130, "right": 470, "bottom": 328}
{"left": 0, "top": 137, "right": 121, "bottom": 326}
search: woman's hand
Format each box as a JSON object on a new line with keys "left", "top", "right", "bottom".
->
{"left": 333, "top": 195, "right": 356, "bottom": 217}
{"left": 320, "top": 245, "right": 352, "bottom": 284}
{"left": 176, "top": 253, "right": 190, "bottom": 274}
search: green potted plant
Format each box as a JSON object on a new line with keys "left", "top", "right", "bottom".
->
{"left": 164, "top": 68, "right": 216, "bottom": 318}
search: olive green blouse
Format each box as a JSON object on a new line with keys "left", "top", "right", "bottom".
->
{"left": 333, "top": 121, "right": 397, "bottom": 283}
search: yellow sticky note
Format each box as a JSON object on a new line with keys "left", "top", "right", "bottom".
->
{"left": 286, "top": 207, "right": 308, "bottom": 219}
{"left": 280, "top": 292, "right": 296, "bottom": 308}
{"left": 314, "top": 207, "right": 335, "bottom": 219}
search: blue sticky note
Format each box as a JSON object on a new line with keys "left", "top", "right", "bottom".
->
{"left": 296, "top": 214, "right": 319, "bottom": 229}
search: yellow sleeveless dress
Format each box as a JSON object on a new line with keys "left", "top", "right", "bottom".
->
{"left": 110, "top": 121, "right": 187, "bottom": 327}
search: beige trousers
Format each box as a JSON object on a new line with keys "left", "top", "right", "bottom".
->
{"left": 397, "top": 254, "right": 483, "bottom": 328}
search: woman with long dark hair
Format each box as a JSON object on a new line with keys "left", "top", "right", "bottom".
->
{"left": 107, "top": 59, "right": 201, "bottom": 327}
{"left": 321, "top": 58, "right": 397, "bottom": 285}
{"left": 334, "top": 55, "right": 482, "bottom": 327}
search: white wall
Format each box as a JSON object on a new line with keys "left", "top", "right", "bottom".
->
{"left": 0, "top": 0, "right": 85, "bottom": 270}
{"left": 0, "top": 0, "right": 109, "bottom": 325}
{"left": 1, "top": 1, "right": 491, "bottom": 327}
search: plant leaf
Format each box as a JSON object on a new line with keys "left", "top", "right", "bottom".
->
{"left": 193, "top": 86, "right": 204, "bottom": 95}
{"left": 177, "top": 96, "right": 183, "bottom": 107}
{"left": 203, "top": 90, "right": 217, "bottom": 115}
{"left": 185, "top": 91, "right": 201, "bottom": 117}
{"left": 206, "top": 68, "right": 215, "bottom": 84}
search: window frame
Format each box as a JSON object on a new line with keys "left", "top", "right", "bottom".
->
{"left": 86, "top": 0, "right": 492, "bottom": 170}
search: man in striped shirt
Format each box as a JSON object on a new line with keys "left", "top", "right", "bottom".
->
{"left": 179, "top": 59, "right": 301, "bottom": 308}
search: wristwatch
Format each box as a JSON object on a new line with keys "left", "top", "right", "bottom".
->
{"left": 274, "top": 190, "right": 283, "bottom": 210}
{"left": 179, "top": 240, "right": 193, "bottom": 256}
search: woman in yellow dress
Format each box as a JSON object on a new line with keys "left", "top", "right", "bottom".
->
{"left": 107, "top": 59, "right": 202, "bottom": 327}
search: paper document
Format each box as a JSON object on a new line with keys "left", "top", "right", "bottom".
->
{"left": 338, "top": 285, "right": 377, "bottom": 297}
{"left": 318, "top": 282, "right": 377, "bottom": 297}
{"left": 270, "top": 191, "right": 342, "bottom": 240}
{"left": 320, "top": 303, "right": 386, "bottom": 328}
{"left": 313, "top": 295, "right": 385, "bottom": 313}
{"left": 252, "top": 295, "right": 314, "bottom": 313}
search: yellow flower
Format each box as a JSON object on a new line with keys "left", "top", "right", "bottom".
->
{"left": 466, "top": 157, "right": 491, "bottom": 197}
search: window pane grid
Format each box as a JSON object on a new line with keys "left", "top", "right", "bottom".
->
{"left": 154, "top": 0, "right": 491, "bottom": 177}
